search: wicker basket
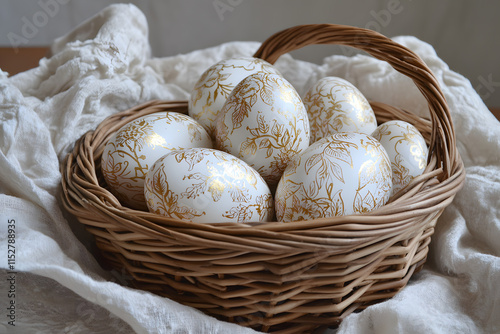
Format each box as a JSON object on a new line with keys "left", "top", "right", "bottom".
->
{"left": 60, "top": 24, "right": 465, "bottom": 333}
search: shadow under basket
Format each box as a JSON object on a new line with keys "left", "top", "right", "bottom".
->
{"left": 60, "top": 24, "right": 466, "bottom": 334}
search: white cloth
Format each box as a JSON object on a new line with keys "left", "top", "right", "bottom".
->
{"left": 0, "top": 4, "right": 498, "bottom": 334}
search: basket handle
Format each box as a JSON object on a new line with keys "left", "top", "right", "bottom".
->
{"left": 253, "top": 24, "right": 456, "bottom": 179}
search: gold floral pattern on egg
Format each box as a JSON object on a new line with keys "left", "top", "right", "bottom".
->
{"left": 189, "top": 57, "right": 280, "bottom": 137}
{"left": 355, "top": 136, "right": 392, "bottom": 213}
{"left": 304, "top": 133, "right": 357, "bottom": 183}
{"left": 223, "top": 193, "right": 273, "bottom": 222}
{"left": 102, "top": 120, "right": 155, "bottom": 209}
{"left": 276, "top": 133, "right": 357, "bottom": 221}
{"left": 275, "top": 133, "right": 392, "bottom": 222}
{"left": 101, "top": 112, "right": 213, "bottom": 210}
{"left": 215, "top": 72, "right": 310, "bottom": 188}
{"left": 240, "top": 115, "right": 306, "bottom": 186}
{"left": 144, "top": 148, "right": 274, "bottom": 223}
{"left": 145, "top": 164, "right": 206, "bottom": 220}
{"left": 182, "top": 166, "right": 251, "bottom": 203}
{"left": 304, "top": 77, "right": 377, "bottom": 144}
{"left": 101, "top": 146, "right": 139, "bottom": 206}
{"left": 277, "top": 183, "right": 346, "bottom": 223}
{"left": 371, "top": 120, "right": 428, "bottom": 195}
{"left": 116, "top": 119, "right": 153, "bottom": 149}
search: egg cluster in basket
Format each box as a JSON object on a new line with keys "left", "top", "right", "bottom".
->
{"left": 101, "top": 57, "right": 428, "bottom": 223}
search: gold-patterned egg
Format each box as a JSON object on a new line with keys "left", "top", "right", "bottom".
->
{"left": 214, "top": 72, "right": 310, "bottom": 188}
{"left": 101, "top": 112, "right": 212, "bottom": 210}
{"left": 303, "top": 76, "right": 377, "bottom": 144}
{"left": 371, "top": 120, "right": 428, "bottom": 195}
{"left": 275, "top": 132, "right": 392, "bottom": 222}
{"left": 189, "top": 57, "right": 280, "bottom": 138}
{"left": 144, "top": 148, "right": 274, "bottom": 223}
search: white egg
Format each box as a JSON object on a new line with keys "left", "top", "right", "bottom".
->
{"left": 275, "top": 132, "right": 392, "bottom": 222}
{"left": 214, "top": 72, "right": 310, "bottom": 188}
{"left": 189, "top": 57, "right": 280, "bottom": 138}
{"left": 371, "top": 120, "right": 428, "bottom": 195}
{"left": 101, "top": 112, "right": 213, "bottom": 210}
{"left": 303, "top": 76, "right": 377, "bottom": 144}
{"left": 144, "top": 148, "right": 274, "bottom": 223}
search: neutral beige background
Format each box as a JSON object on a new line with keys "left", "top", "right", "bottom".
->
{"left": 1, "top": 0, "right": 499, "bottom": 107}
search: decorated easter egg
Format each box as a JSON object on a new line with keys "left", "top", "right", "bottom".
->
{"left": 371, "top": 120, "right": 428, "bottom": 195}
{"left": 101, "top": 112, "right": 212, "bottom": 210}
{"left": 144, "top": 148, "right": 274, "bottom": 223}
{"left": 275, "top": 132, "right": 392, "bottom": 222}
{"left": 214, "top": 72, "right": 310, "bottom": 188}
{"left": 303, "top": 77, "right": 377, "bottom": 144}
{"left": 189, "top": 57, "right": 280, "bottom": 138}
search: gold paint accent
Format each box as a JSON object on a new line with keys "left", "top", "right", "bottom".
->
{"left": 387, "top": 122, "right": 428, "bottom": 190}
{"left": 353, "top": 190, "right": 376, "bottom": 214}
{"left": 277, "top": 134, "right": 392, "bottom": 222}
{"left": 145, "top": 132, "right": 167, "bottom": 148}
{"left": 223, "top": 193, "right": 273, "bottom": 222}
{"left": 102, "top": 113, "right": 211, "bottom": 210}
{"left": 410, "top": 142, "right": 427, "bottom": 170}
{"left": 372, "top": 121, "right": 428, "bottom": 194}
{"left": 172, "top": 150, "right": 255, "bottom": 201}
{"left": 278, "top": 181, "right": 345, "bottom": 222}
{"left": 216, "top": 72, "right": 309, "bottom": 186}
{"left": 277, "top": 135, "right": 359, "bottom": 221}
{"left": 102, "top": 120, "right": 154, "bottom": 207}
{"left": 150, "top": 149, "right": 273, "bottom": 222}
{"left": 279, "top": 85, "right": 294, "bottom": 104}
{"left": 240, "top": 116, "right": 306, "bottom": 186}
{"left": 209, "top": 178, "right": 226, "bottom": 198}
{"left": 353, "top": 153, "right": 391, "bottom": 214}
{"left": 145, "top": 164, "right": 206, "bottom": 219}
{"left": 304, "top": 78, "right": 375, "bottom": 143}
{"left": 190, "top": 58, "right": 279, "bottom": 136}
{"left": 115, "top": 119, "right": 153, "bottom": 151}
{"left": 346, "top": 92, "right": 365, "bottom": 121}
{"left": 391, "top": 154, "right": 413, "bottom": 193}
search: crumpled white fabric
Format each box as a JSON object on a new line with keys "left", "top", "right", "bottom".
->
{"left": 0, "top": 3, "right": 498, "bottom": 334}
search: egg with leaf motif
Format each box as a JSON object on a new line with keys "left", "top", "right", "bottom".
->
{"left": 101, "top": 112, "right": 212, "bottom": 210}
{"left": 371, "top": 120, "right": 428, "bottom": 196}
{"left": 303, "top": 76, "right": 377, "bottom": 144}
{"left": 275, "top": 132, "right": 392, "bottom": 222}
{"left": 144, "top": 148, "right": 274, "bottom": 223}
{"left": 189, "top": 57, "right": 280, "bottom": 138}
{"left": 214, "top": 72, "right": 310, "bottom": 188}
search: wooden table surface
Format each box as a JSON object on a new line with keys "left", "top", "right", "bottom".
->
{"left": 1, "top": 47, "right": 499, "bottom": 121}
{"left": 0, "top": 47, "right": 51, "bottom": 76}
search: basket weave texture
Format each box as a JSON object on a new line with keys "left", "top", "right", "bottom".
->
{"left": 60, "top": 24, "right": 465, "bottom": 333}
